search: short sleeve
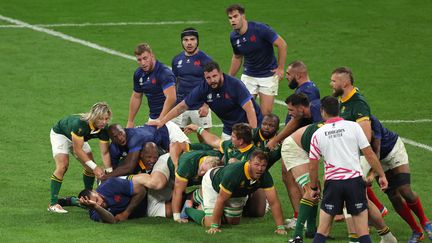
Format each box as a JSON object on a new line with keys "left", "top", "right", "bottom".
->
{"left": 184, "top": 84, "right": 206, "bottom": 108}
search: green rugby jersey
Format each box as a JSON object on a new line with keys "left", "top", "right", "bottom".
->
{"left": 219, "top": 140, "right": 256, "bottom": 165}
{"left": 251, "top": 128, "right": 281, "bottom": 169}
{"left": 339, "top": 88, "right": 371, "bottom": 122}
{"left": 211, "top": 161, "right": 274, "bottom": 197}
{"left": 168, "top": 150, "right": 222, "bottom": 186}
{"left": 301, "top": 122, "right": 324, "bottom": 153}
{"left": 52, "top": 114, "right": 109, "bottom": 142}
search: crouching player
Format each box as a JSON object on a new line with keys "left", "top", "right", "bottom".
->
{"left": 363, "top": 116, "right": 432, "bottom": 242}
{"left": 186, "top": 150, "right": 287, "bottom": 235}
{"left": 171, "top": 150, "right": 223, "bottom": 223}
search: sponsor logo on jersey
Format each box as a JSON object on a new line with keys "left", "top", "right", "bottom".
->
{"left": 206, "top": 93, "right": 213, "bottom": 102}
{"left": 186, "top": 58, "right": 190, "bottom": 63}
{"left": 177, "top": 60, "right": 183, "bottom": 68}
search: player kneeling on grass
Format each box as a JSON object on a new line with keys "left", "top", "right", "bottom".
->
{"left": 185, "top": 150, "right": 287, "bottom": 235}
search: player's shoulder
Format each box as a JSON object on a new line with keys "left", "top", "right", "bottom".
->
{"left": 172, "top": 52, "right": 185, "bottom": 62}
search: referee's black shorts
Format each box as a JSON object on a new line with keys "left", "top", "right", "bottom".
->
{"left": 321, "top": 176, "right": 367, "bottom": 216}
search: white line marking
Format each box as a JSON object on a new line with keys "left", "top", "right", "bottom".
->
{"left": 0, "top": 14, "right": 136, "bottom": 60}
{"left": 1, "top": 14, "right": 431, "bottom": 153}
{"left": 0, "top": 20, "right": 210, "bottom": 28}
{"left": 402, "top": 137, "right": 432, "bottom": 152}
{"left": 381, "top": 119, "right": 432, "bottom": 123}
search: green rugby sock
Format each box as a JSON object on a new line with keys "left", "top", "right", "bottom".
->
{"left": 294, "top": 198, "right": 314, "bottom": 237}
{"left": 185, "top": 207, "right": 205, "bottom": 226}
{"left": 82, "top": 170, "right": 95, "bottom": 189}
{"left": 50, "top": 174, "right": 63, "bottom": 205}
{"left": 306, "top": 202, "right": 318, "bottom": 234}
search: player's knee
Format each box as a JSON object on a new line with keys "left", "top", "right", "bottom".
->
{"left": 399, "top": 184, "right": 418, "bottom": 202}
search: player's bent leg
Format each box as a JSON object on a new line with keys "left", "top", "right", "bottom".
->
{"left": 282, "top": 162, "right": 301, "bottom": 223}
{"left": 243, "top": 189, "right": 266, "bottom": 217}
{"left": 53, "top": 153, "right": 69, "bottom": 179}
{"left": 49, "top": 153, "right": 69, "bottom": 213}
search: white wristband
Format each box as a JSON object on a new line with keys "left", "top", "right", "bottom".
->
{"left": 173, "top": 213, "right": 181, "bottom": 221}
{"left": 85, "top": 160, "right": 97, "bottom": 170}
{"left": 105, "top": 167, "right": 113, "bottom": 173}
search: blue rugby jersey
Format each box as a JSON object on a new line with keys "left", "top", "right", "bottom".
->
{"left": 370, "top": 116, "right": 398, "bottom": 159}
{"left": 89, "top": 178, "right": 133, "bottom": 222}
{"left": 172, "top": 50, "right": 212, "bottom": 110}
{"left": 184, "top": 74, "right": 262, "bottom": 135}
{"left": 109, "top": 125, "right": 169, "bottom": 168}
{"left": 133, "top": 60, "right": 176, "bottom": 119}
{"left": 230, "top": 21, "right": 278, "bottom": 77}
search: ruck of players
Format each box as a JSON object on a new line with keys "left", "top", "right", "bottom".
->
{"left": 47, "top": 3, "right": 432, "bottom": 243}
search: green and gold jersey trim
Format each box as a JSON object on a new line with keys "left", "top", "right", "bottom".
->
{"left": 340, "top": 87, "right": 357, "bottom": 103}
{"left": 243, "top": 162, "right": 252, "bottom": 180}
{"left": 356, "top": 116, "right": 370, "bottom": 122}
{"left": 219, "top": 184, "right": 232, "bottom": 195}
{"left": 175, "top": 172, "right": 189, "bottom": 182}
{"left": 71, "top": 132, "right": 84, "bottom": 140}
{"left": 238, "top": 143, "right": 254, "bottom": 153}
{"left": 263, "top": 186, "right": 275, "bottom": 191}
{"left": 258, "top": 130, "right": 266, "bottom": 142}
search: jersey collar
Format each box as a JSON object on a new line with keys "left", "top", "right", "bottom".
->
{"left": 258, "top": 130, "right": 266, "bottom": 141}
{"left": 89, "top": 122, "right": 101, "bottom": 134}
{"left": 198, "top": 156, "right": 207, "bottom": 169}
{"left": 244, "top": 162, "right": 252, "bottom": 180}
{"left": 340, "top": 87, "right": 357, "bottom": 103}
{"left": 325, "top": 117, "right": 344, "bottom": 124}
{"left": 238, "top": 143, "right": 254, "bottom": 153}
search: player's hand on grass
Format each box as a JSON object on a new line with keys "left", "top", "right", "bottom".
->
{"left": 184, "top": 124, "right": 199, "bottom": 134}
{"left": 114, "top": 211, "right": 130, "bottom": 222}
{"left": 206, "top": 227, "right": 221, "bottom": 234}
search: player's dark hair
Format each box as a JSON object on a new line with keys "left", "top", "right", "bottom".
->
{"left": 232, "top": 123, "right": 252, "bottom": 144}
{"left": 134, "top": 43, "right": 152, "bottom": 55}
{"left": 250, "top": 149, "right": 269, "bottom": 163}
{"left": 78, "top": 189, "right": 93, "bottom": 199}
{"left": 321, "top": 96, "right": 339, "bottom": 117}
{"left": 203, "top": 61, "right": 221, "bottom": 73}
{"left": 285, "top": 93, "right": 310, "bottom": 107}
{"left": 332, "top": 67, "right": 354, "bottom": 84}
{"left": 263, "top": 113, "right": 280, "bottom": 129}
{"left": 226, "top": 4, "right": 245, "bottom": 14}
